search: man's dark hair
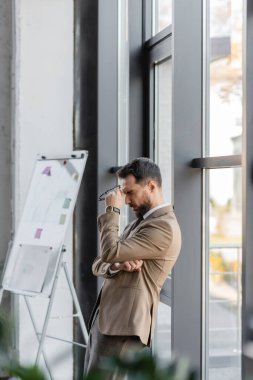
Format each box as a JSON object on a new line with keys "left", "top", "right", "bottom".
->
{"left": 117, "top": 157, "right": 162, "bottom": 187}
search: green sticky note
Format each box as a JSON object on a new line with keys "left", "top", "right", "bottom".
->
{"left": 59, "top": 214, "right": 67, "bottom": 225}
{"left": 63, "top": 198, "right": 71, "bottom": 209}
{"left": 73, "top": 172, "right": 79, "bottom": 182}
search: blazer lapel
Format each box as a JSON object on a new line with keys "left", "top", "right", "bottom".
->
{"left": 120, "top": 205, "right": 172, "bottom": 240}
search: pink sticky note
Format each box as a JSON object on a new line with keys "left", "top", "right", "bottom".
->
{"left": 42, "top": 166, "right": 51, "bottom": 176}
{"left": 35, "top": 228, "right": 43, "bottom": 239}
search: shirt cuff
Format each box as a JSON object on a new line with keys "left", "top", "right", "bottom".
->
{"left": 107, "top": 266, "right": 120, "bottom": 275}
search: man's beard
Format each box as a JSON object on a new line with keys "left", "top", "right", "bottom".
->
{"left": 134, "top": 200, "right": 152, "bottom": 218}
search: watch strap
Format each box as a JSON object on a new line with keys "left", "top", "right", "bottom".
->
{"left": 105, "top": 206, "right": 120, "bottom": 214}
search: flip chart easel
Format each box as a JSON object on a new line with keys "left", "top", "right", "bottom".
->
{"left": 0, "top": 151, "right": 89, "bottom": 379}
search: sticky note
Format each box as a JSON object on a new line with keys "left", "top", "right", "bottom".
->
{"left": 59, "top": 214, "right": 67, "bottom": 225}
{"left": 61, "top": 160, "right": 79, "bottom": 181}
{"left": 72, "top": 173, "right": 79, "bottom": 182}
{"left": 35, "top": 228, "right": 43, "bottom": 239}
{"left": 66, "top": 161, "right": 75, "bottom": 176}
{"left": 42, "top": 166, "right": 51, "bottom": 176}
{"left": 63, "top": 198, "right": 71, "bottom": 209}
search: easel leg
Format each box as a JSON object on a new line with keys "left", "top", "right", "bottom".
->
{"left": 35, "top": 253, "right": 63, "bottom": 366}
{"left": 62, "top": 262, "right": 88, "bottom": 343}
{"left": 24, "top": 296, "right": 53, "bottom": 380}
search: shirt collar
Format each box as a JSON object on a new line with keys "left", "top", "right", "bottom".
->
{"left": 143, "top": 203, "right": 171, "bottom": 219}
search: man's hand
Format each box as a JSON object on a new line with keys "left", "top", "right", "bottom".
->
{"left": 105, "top": 187, "right": 125, "bottom": 208}
{"left": 110, "top": 260, "right": 143, "bottom": 272}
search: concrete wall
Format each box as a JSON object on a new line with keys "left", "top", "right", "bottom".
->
{"left": 13, "top": 1, "right": 74, "bottom": 378}
{"left": 0, "top": 1, "right": 12, "bottom": 273}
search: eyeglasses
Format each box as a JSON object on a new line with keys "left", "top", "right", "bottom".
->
{"left": 98, "top": 185, "right": 122, "bottom": 201}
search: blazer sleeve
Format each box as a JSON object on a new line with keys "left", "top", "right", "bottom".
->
{"left": 92, "top": 256, "right": 121, "bottom": 278}
{"left": 97, "top": 212, "right": 174, "bottom": 264}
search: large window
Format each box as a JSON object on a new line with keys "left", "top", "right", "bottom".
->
{"left": 153, "top": 57, "right": 173, "bottom": 361}
{"left": 145, "top": 7, "right": 172, "bottom": 361}
{"left": 145, "top": 0, "right": 253, "bottom": 378}
{"left": 204, "top": 1, "right": 243, "bottom": 379}
{"left": 208, "top": 0, "right": 242, "bottom": 157}
{"left": 152, "top": 0, "right": 172, "bottom": 35}
{"left": 154, "top": 59, "right": 173, "bottom": 202}
{"left": 208, "top": 168, "right": 242, "bottom": 380}
{"left": 78, "top": 0, "right": 253, "bottom": 378}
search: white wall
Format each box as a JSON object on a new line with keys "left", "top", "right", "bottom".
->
{"left": 13, "top": 1, "right": 74, "bottom": 378}
{"left": 0, "top": 0, "right": 12, "bottom": 271}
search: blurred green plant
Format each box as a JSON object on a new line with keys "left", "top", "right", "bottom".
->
{"left": 0, "top": 311, "right": 198, "bottom": 380}
{"left": 84, "top": 350, "right": 198, "bottom": 380}
{"left": 0, "top": 310, "right": 197, "bottom": 380}
{"left": 0, "top": 310, "right": 11, "bottom": 372}
{"left": 0, "top": 310, "right": 47, "bottom": 380}
{"left": 8, "top": 364, "right": 47, "bottom": 380}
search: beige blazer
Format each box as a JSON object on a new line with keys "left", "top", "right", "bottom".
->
{"left": 91, "top": 205, "right": 181, "bottom": 346}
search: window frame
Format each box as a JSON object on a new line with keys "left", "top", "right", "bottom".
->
{"left": 242, "top": 1, "right": 253, "bottom": 378}
{"left": 144, "top": 25, "right": 172, "bottom": 305}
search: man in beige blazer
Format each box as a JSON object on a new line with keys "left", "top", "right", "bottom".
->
{"left": 84, "top": 158, "right": 181, "bottom": 377}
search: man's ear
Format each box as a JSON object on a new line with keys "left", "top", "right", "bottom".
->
{"left": 148, "top": 180, "right": 156, "bottom": 192}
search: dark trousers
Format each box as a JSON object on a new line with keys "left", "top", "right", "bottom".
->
{"left": 84, "top": 313, "right": 145, "bottom": 380}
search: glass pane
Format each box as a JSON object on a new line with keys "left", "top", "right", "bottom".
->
{"left": 154, "top": 59, "right": 172, "bottom": 203}
{"left": 152, "top": 58, "right": 172, "bottom": 361}
{"left": 152, "top": 0, "right": 172, "bottom": 35}
{"left": 154, "top": 302, "right": 171, "bottom": 363}
{"left": 207, "top": 0, "right": 243, "bottom": 156}
{"left": 208, "top": 168, "right": 242, "bottom": 380}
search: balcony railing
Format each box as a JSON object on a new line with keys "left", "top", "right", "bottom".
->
{"left": 209, "top": 243, "right": 242, "bottom": 369}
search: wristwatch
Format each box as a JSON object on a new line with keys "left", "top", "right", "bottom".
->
{"left": 105, "top": 205, "right": 120, "bottom": 214}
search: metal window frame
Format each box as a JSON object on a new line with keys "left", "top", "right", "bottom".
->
{"left": 143, "top": 1, "right": 246, "bottom": 378}
{"left": 144, "top": 27, "right": 172, "bottom": 161}
{"left": 191, "top": 155, "right": 242, "bottom": 169}
{"left": 144, "top": 24, "right": 172, "bottom": 303}
{"left": 173, "top": 0, "right": 203, "bottom": 376}
{"left": 201, "top": 0, "right": 244, "bottom": 377}
{"left": 194, "top": 161, "right": 242, "bottom": 376}
{"left": 173, "top": 1, "right": 244, "bottom": 377}
{"left": 145, "top": 0, "right": 250, "bottom": 377}
{"left": 242, "top": 0, "right": 253, "bottom": 377}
